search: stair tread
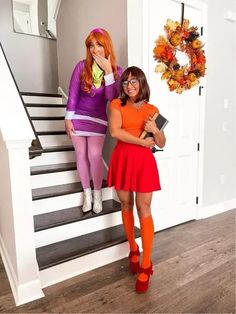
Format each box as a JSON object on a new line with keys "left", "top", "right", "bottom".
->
{"left": 29, "top": 145, "right": 74, "bottom": 156}
{"left": 25, "top": 103, "right": 66, "bottom": 107}
{"left": 29, "top": 142, "right": 43, "bottom": 159}
{"left": 36, "top": 224, "right": 140, "bottom": 270}
{"left": 34, "top": 199, "right": 121, "bottom": 232}
{"left": 31, "top": 162, "right": 77, "bottom": 175}
{"left": 32, "top": 180, "right": 107, "bottom": 200}
{"left": 29, "top": 145, "right": 43, "bottom": 153}
{"left": 37, "top": 131, "right": 67, "bottom": 136}
{"left": 31, "top": 116, "right": 64, "bottom": 120}
{"left": 43, "top": 145, "right": 74, "bottom": 153}
{"left": 21, "top": 92, "right": 62, "bottom": 97}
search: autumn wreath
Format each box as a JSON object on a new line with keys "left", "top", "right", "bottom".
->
{"left": 153, "top": 19, "right": 206, "bottom": 94}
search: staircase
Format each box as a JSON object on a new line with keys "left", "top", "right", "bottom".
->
{"left": 22, "top": 92, "right": 140, "bottom": 288}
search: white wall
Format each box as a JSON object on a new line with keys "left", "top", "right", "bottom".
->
{"left": 0, "top": 0, "right": 58, "bottom": 93}
{"left": 56, "top": 0, "right": 127, "bottom": 94}
{"left": 200, "top": 0, "right": 236, "bottom": 206}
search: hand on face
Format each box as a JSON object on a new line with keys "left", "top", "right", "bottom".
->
{"left": 89, "top": 38, "right": 112, "bottom": 75}
{"left": 93, "top": 54, "right": 112, "bottom": 75}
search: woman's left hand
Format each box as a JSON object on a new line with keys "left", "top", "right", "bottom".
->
{"left": 92, "top": 54, "right": 112, "bottom": 75}
{"left": 145, "top": 116, "right": 166, "bottom": 148}
{"left": 144, "top": 116, "right": 159, "bottom": 134}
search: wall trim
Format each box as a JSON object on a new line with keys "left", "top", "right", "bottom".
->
{"left": 53, "top": 0, "right": 62, "bottom": 20}
{"left": 197, "top": 198, "right": 236, "bottom": 219}
{"left": 0, "top": 234, "right": 18, "bottom": 304}
{"left": 58, "top": 85, "right": 68, "bottom": 102}
{"left": 0, "top": 234, "right": 44, "bottom": 305}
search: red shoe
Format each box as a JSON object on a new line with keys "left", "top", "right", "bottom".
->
{"left": 128, "top": 245, "right": 140, "bottom": 274}
{"left": 135, "top": 262, "right": 153, "bottom": 293}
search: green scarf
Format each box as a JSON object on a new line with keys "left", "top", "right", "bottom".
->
{"left": 92, "top": 61, "right": 104, "bottom": 88}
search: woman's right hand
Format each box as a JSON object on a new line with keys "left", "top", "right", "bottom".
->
{"left": 65, "top": 119, "right": 75, "bottom": 139}
{"left": 142, "top": 137, "right": 155, "bottom": 148}
{"left": 93, "top": 54, "right": 112, "bottom": 75}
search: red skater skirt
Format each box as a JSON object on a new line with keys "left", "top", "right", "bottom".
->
{"left": 107, "top": 141, "right": 161, "bottom": 193}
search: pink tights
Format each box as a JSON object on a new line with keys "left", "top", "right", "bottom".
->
{"left": 71, "top": 136, "right": 105, "bottom": 190}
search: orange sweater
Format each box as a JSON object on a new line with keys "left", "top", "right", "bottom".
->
{"left": 109, "top": 98, "right": 159, "bottom": 137}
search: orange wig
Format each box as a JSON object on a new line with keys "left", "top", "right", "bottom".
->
{"left": 81, "top": 28, "right": 118, "bottom": 93}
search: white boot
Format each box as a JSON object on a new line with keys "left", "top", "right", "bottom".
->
{"left": 82, "top": 188, "right": 92, "bottom": 213}
{"left": 93, "top": 190, "right": 103, "bottom": 214}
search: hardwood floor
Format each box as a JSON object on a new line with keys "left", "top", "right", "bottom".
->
{"left": 0, "top": 210, "right": 235, "bottom": 313}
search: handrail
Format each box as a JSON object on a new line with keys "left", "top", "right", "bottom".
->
{"left": 0, "top": 42, "right": 43, "bottom": 158}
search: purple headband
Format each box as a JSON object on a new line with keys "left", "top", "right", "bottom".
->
{"left": 91, "top": 28, "right": 104, "bottom": 34}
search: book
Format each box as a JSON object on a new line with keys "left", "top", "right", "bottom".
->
{"left": 140, "top": 112, "right": 168, "bottom": 139}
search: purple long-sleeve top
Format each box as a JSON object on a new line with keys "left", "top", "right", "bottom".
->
{"left": 65, "top": 60, "right": 122, "bottom": 136}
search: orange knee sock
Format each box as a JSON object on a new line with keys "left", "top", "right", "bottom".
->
{"left": 139, "top": 215, "right": 154, "bottom": 281}
{"left": 122, "top": 209, "right": 138, "bottom": 262}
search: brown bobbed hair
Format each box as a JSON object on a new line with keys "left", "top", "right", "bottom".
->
{"left": 120, "top": 66, "right": 150, "bottom": 106}
{"left": 81, "top": 28, "right": 118, "bottom": 93}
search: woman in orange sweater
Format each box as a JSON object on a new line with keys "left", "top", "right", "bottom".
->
{"left": 107, "top": 66, "right": 166, "bottom": 293}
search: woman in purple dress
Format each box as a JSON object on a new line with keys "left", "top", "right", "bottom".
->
{"left": 65, "top": 28, "right": 122, "bottom": 214}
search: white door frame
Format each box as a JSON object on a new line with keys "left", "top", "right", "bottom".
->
{"left": 127, "top": 0, "right": 208, "bottom": 219}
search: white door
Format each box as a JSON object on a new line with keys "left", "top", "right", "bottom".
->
{"left": 149, "top": 0, "right": 203, "bottom": 230}
{"left": 128, "top": 0, "right": 205, "bottom": 231}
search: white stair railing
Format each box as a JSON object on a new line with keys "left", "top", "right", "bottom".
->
{"left": 0, "top": 43, "right": 44, "bottom": 305}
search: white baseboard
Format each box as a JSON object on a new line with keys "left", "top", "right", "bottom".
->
{"left": 40, "top": 237, "right": 142, "bottom": 288}
{"left": 197, "top": 198, "right": 236, "bottom": 219}
{"left": 0, "top": 234, "right": 44, "bottom": 306}
{"left": 15, "top": 281, "right": 44, "bottom": 306}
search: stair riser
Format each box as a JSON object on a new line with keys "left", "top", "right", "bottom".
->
{"left": 39, "top": 135, "right": 71, "bottom": 147}
{"left": 30, "top": 151, "right": 75, "bottom": 166}
{"left": 23, "top": 96, "right": 63, "bottom": 104}
{"left": 31, "top": 170, "right": 79, "bottom": 189}
{"left": 35, "top": 211, "right": 122, "bottom": 248}
{"left": 32, "top": 187, "right": 112, "bottom": 215}
{"left": 27, "top": 107, "right": 66, "bottom": 117}
{"left": 32, "top": 120, "right": 65, "bottom": 132}
{"left": 39, "top": 238, "right": 142, "bottom": 288}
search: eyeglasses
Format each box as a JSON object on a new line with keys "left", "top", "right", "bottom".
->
{"left": 122, "top": 79, "right": 139, "bottom": 87}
